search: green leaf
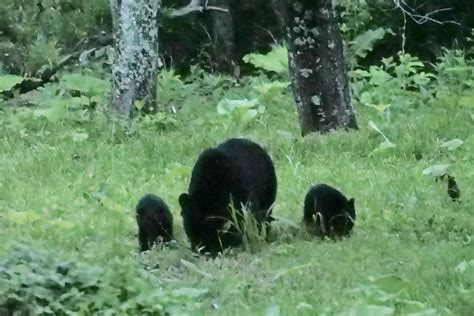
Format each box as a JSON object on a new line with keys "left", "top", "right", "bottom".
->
{"left": 217, "top": 98, "right": 258, "bottom": 115}
{"left": 439, "top": 139, "right": 463, "bottom": 151}
{"left": 239, "top": 109, "right": 258, "bottom": 128}
{"left": 0, "top": 75, "right": 24, "bottom": 92}
{"left": 5, "top": 210, "right": 42, "bottom": 224}
{"left": 454, "top": 260, "right": 474, "bottom": 273}
{"left": 265, "top": 304, "right": 280, "bottom": 316}
{"left": 71, "top": 132, "right": 89, "bottom": 142}
{"left": 350, "top": 28, "right": 390, "bottom": 58}
{"left": 369, "top": 274, "right": 412, "bottom": 294}
{"left": 368, "top": 121, "right": 395, "bottom": 147}
{"left": 368, "top": 104, "right": 391, "bottom": 113}
{"left": 61, "top": 73, "right": 110, "bottom": 97}
{"left": 255, "top": 81, "right": 289, "bottom": 95}
{"left": 242, "top": 46, "right": 288, "bottom": 74}
{"left": 368, "top": 120, "right": 385, "bottom": 135}
{"left": 422, "top": 164, "right": 451, "bottom": 177}
{"left": 134, "top": 100, "right": 145, "bottom": 111}
{"left": 180, "top": 260, "right": 212, "bottom": 279}
{"left": 371, "top": 140, "right": 396, "bottom": 155}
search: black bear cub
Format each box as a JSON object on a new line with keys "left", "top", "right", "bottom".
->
{"left": 136, "top": 194, "right": 173, "bottom": 252}
{"left": 303, "top": 184, "right": 356, "bottom": 238}
{"left": 179, "top": 138, "right": 277, "bottom": 256}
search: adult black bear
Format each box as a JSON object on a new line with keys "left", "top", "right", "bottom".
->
{"left": 179, "top": 138, "right": 277, "bottom": 256}
{"left": 136, "top": 194, "right": 173, "bottom": 252}
{"left": 303, "top": 184, "right": 355, "bottom": 238}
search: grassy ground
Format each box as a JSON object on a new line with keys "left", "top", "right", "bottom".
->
{"left": 0, "top": 75, "right": 473, "bottom": 315}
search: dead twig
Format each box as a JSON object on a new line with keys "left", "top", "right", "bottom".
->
{"left": 167, "top": 0, "right": 228, "bottom": 18}
{"left": 393, "top": 0, "right": 460, "bottom": 26}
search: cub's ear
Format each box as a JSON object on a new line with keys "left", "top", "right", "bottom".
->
{"left": 179, "top": 193, "right": 189, "bottom": 208}
{"left": 348, "top": 198, "right": 355, "bottom": 206}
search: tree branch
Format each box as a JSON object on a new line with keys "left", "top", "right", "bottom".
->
{"left": 393, "top": 0, "right": 460, "bottom": 25}
{"left": 166, "top": 0, "right": 228, "bottom": 18}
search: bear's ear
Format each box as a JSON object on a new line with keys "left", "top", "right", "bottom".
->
{"left": 179, "top": 193, "right": 189, "bottom": 208}
{"left": 348, "top": 198, "right": 355, "bottom": 206}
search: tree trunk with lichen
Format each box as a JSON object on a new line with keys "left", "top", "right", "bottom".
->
{"left": 110, "top": 0, "right": 161, "bottom": 118}
{"left": 279, "top": 0, "right": 357, "bottom": 136}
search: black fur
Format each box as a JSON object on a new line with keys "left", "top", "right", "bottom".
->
{"left": 136, "top": 194, "right": 173, "bottom": 252}
{"left": 179, "top": 138, "right": 277, "bottom": 256}
{"left": 447, "top": 175, "right": 460, "bottom": 201}
{"left": 303, "top": 184, "right": 355, "bottom": 238}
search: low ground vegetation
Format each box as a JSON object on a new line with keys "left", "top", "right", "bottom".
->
{"left": 0, "top": 50, "right": 473, "bottom": 314}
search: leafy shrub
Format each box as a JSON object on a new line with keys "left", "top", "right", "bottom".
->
{"left": 242, "top": 46, "right": 289, "bottom": 76}
{"left": 0, "top": 244, "right": 103, "bottom": 314}
{"left": 0, "top": 0, "right": 110, "bottom": 74}
{"left": 156, "top": 69, "right": 199, "bottom": 111}
{"left": 0, "top": 244, "right": 207, "bottom": 315}
{"left": 351, "top": 53, "right": 435, "bottom": 113}
{"left": 433, "top": 49, "right": 474, "bottom": 97}
{"left": 0, "top": 74, "right": 23, "bottom": 92}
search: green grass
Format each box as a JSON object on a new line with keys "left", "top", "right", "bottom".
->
{"left": 0, "top": 75, "right": 473, "bottom": 315}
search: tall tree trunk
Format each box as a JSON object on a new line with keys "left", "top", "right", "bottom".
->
{"left": 208, "top": 0, "right": 236, "bottom": 73}
{"left": 110, "top": 0, "right": 161, "bottom": 118}
{"left": 279, "top": 0, "right": 357, "bottom": 136}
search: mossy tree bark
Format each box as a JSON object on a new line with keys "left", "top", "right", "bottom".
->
{"left": 110, "top": 0, "right": 161, "bottom": 118}
{"left": 279, "top": 0, "right": 357, "bottom": 136}
{"left": 207, "top": 0, "right": 235, "bottom": 73}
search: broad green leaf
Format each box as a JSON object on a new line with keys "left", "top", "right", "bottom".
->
{"left": 359, "top": 92, "right": 374, "bottom": 105}
{"left": 180, "top": 259, "right": 212, "bottom": 279}
{"left": 454, "top": 260, "right": 474, "bottom": 273}
{"left": 134, "top": 100, "right": 145, "bottom": 111}
{"left": 439, "top": 139, "right": 463, "bottom": 151}
{"left": 5, "top": 210, "right": 42, "bottom": 224}
{"left": 369, "top": 275, "right": 412, "bottom": 294}
{"left": 242, "top": 46, "right": 288, "bottom": 74}
{"left": 0, "top": 75, "right": 24, "bottom": 92}
{"left": 255, "top": 81, "right": 289, "bottom": 95}
{"left": 368, "top": 103, "right": 391, "bottom": 113}
{"left": 371, "top": 140, "right": 396, "bottom": 155}
{"left": 422, "top": 164, "right": 450, "bottom": 177}
{"left": 368, "top": 121, "right": 395, "bottom": 147}
{"left": 350, "top": 28, "right": 390, "bottom": 58}
{"left": 217, "top": 98, "right": 258, "bottom": 115}
{"left": 239, "top": 109, "right": 258, "bottom": 128}
{"left": 61, "top": 73, "right": 110, "bottom": 97}
{"left": 71, "top": 132, "right": 89, "bottom": 142}
{"left": 265, "top": 304, "right": 280, "bottom": 316}
{"left": 368, "top": 120, "right": 384, "bottom": 135}
{"left": 379, "top": 140, "right": 396, "bottom": 150}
